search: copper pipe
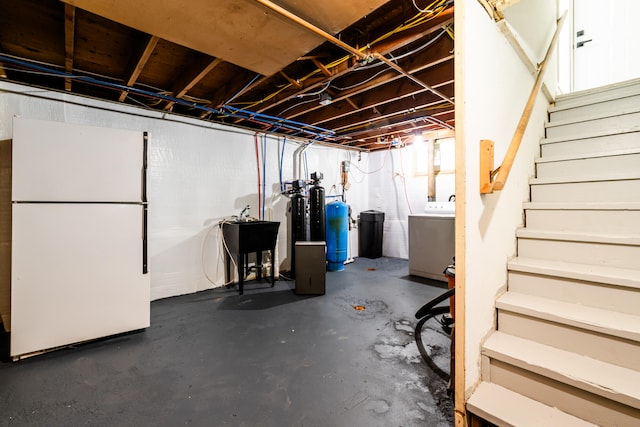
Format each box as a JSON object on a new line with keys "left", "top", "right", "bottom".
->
{"left": 254, "top": 0, "right": 454, "bottom": 106}
{"left": 254, "top": 0, "right": 366, "bottom": 60}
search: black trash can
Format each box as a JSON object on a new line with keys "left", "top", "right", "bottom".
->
{"left": 358, "top": 210, "right": 384, "bottom": 258}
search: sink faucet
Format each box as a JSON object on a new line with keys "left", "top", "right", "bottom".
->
{"left": 239, "top": 205, "right": 250, "bottom": 221}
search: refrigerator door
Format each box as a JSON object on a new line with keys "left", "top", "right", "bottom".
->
{"left": 10, "top": 203, "right": 150, "bottom": 357}
{"left": 12, "top": 117, "right": 144, "bottom": 203}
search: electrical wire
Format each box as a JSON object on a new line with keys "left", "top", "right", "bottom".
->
{"left": 295, "top": 81, "right": 331, "bottom": 97}
{"left": 254, "top": 133, "right": 262, "bottom": 219}
{"left": 279, "top": 136, "right": 287, "bottom": 192}
{"left": 349, "top": 142, "right": 393, "bottom": 176}
{"left": 227, "top": 1, "right": 453, "bottom": 111}
{"left": 277, "top": 96, "right": 320, "bottom": 117}
{"left": 262, "top": 133, "right": 267, "bottom": 220}
{"left": 412, "top": 0, "right": 444, "bottom": 14}
{"left": 223, "top": 73, "right": 262, "bottom": 105}
{"left": 398, "top": 149, "right": 414, "bottom": 214}
{"left": 0, "top": 54, "right": 336, "bottom": 141}
{"left": 201, "top": 218, "right": 239, "bottom": 287}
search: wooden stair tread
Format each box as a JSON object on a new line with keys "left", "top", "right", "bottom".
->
{"left": 553, "top": 78, "right": 640, "bottom": 109}
{"left": 523, "top": 202, "right": 640, "bottom": 211}
{"left": 540, "top": 125, "right": 640, "bottom": 145}
{"left": 483, "top": 331, "right": 640, "bottom": 409}
{"left": 535, "top": 147, "right": 640, "bottom": 164}
{"left": 467, "top": 382, "right": 597, "bottom": 427}
{"left": 545, "top": 106, "right": 640, "bottom": 129}
{"left": 508, "top": 257, "right": 640, "bottom": 289}
{"left": 516, "top": 228, "right": 640, "bottom": 245}
{"left": 530, "top": 171, "right": 640, "bottom": 184}
{"left": 496, "top": 292, "right": 640, "bottom": 342}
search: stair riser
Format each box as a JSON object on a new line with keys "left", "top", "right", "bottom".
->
{"left": 531, "top": 179, "right": 640, "bottom": 203}
{"left": 550, "top": 94, "right": 640, "bottom": 122}
{"left": 541, "top": 131, "right": 640, "bottom": 157}
{"left": 498, "top": 311, "right": 640, "bottom": 371}
{"left": 486, "top": 359, "right": 640, "bottom": 426}
{"left": 555, "top": 81, "right": 640, "bottom": 110}
{"left": 507, "top": 271, "right": 640, "bottom": 315}
{"left": 525, "top": 209, "right": 640, "bottom": 235}
{"left": 536, "top": 153, "right": 640, "bottom": 179}
{"left": 546, "top": 111, "right": 640, "bottom": 139}
{"left": 517, "top": 238, "right": 640, "bottom": 270}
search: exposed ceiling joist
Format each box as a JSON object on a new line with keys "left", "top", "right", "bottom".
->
{"left": 118, "top": 35, "right": 159, "bottom": 102}
{"left": 249, "top": 17, "right": 454, "bottom": 118}
{"left": 164, "top": 57, "right": 224, "bottom": 111}
{"left": 0, "top": 0, "right": 455, "bottom": 151}
{"left": 64, "top": 4, "right": 75, "bottom": 91}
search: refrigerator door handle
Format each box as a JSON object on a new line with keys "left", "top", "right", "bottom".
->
{"left": 142, "top": 132, "right": 149, "bottom": 275}
{"left": 142, "top": 205, "right": 148, "bottom": 274}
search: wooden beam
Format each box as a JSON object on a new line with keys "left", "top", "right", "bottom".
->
{"left": 279, "top": 71, "right": 302, "bottom": 89}
{"left": 164, "top": 57, "right": 223, "bottom": 111}
{"left": 491, "top": 0, "right": 524, "bottom": 12}
{"left": 118, "top": 35, "right": 159, "bottom": 102}
{"left": 293, "top": 57, "right": 454, "bottom": 126}
{"left": 311, "top": 58, "right": 332, "bottom": 77}
{"left": 210, "top": 73, "right": 268, "bottom": 109}
{"left": 491, "top": 12, "right": 566, "bottom": 191}
{"left": 324, "top": 83, "right": 454, "bottom": 132}
{"left": 479, "top": 139, "right": 495, "bottom": 194}
{"left": 344, "top": 97, "right": 359, "bottom": 110}
{"left": 247, "top": 15, "right": 454, "bottom": 116}
{"left": 496, "top": 20, "right": 553, "bottom": 102}
{"left": 64, "top": 4, "right": 75, "bottom": 91}
{"left": 344, "top": 109, "right": 454, "bottom": 143}
{"left": 476, "top": 0, "right": 503, "bottom": 21}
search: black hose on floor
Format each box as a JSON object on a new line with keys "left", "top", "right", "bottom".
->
{"left": 414, "top": 288, "right": 455, "bottom": 383}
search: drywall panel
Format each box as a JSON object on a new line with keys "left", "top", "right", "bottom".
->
{"left": 457, "top": 0, "right": 556, "bottom": 395}
{"left": 0, "top": 80, "right": 369, "bottom": 301}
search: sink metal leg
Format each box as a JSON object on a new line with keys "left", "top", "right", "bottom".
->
{"left": 270, "top": 247, "right": 275, "bottom": 287}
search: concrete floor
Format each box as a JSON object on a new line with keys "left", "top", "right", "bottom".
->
{"left": 0, "top": 257, "right": 453, "bottom": 426}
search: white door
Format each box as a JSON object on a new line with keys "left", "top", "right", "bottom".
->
{"left": 11, "top": 203, "right": 150, "bottom": 357}
{"left": 573, "top": 0, "right": 640, "bottom": 91}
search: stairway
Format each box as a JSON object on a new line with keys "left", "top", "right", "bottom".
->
{"left": 467, "top": 79, "right": 640, "bottom": 426}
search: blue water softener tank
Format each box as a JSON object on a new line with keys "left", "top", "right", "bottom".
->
{"left": 326, "top": 200, "right": 348, "bottom": 271}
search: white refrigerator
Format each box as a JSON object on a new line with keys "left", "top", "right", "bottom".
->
{"left": 10, "top": 117, "right": 150, "bottom": 359}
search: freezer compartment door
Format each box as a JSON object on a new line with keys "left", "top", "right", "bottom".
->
{"left": 12, "top": 117, "right": 145, "bottom": 203}
{"left": 11, "top": 203, "right": 150, "bottom": 357}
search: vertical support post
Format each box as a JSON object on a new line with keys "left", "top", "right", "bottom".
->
{"left": 479, "top": 139, "right": 495, "bottom": 194}
{"left": 427, "top": 138, "right": 436, "bottom": 201}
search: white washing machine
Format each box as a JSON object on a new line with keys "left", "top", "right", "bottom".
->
{"left": 408, "top": 202, "right": 455, "bottom": 282}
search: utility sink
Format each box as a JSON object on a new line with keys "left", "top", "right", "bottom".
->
{"left": 221, "top": 220, "right": 280, "bottom": 294}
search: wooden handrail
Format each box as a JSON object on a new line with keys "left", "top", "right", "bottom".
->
{"left": 480, "top": 12, "right": 567, "bottom": 194}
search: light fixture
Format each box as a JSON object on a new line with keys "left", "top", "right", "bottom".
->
{"left": 319, "top": 93, "right": 332, "bottom": 106}
{"left": 413, "top": 132, "right": 423, "bottom": 145}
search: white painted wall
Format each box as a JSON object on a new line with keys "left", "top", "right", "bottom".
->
{"left": 367, "top": 138, "right": 455, "bottom": 259}
{"left": 0, "top": 81, "right": 368, "bottom": 301}
{"left": 456, "top": 0, "right": 557, "bottom": 395}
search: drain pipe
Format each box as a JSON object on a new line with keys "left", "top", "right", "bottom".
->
{"left": 254, "top": 0, "right": 454, "bottom": 106}
{"left": 293, "top": 142, "right": 313, "bottom": 180}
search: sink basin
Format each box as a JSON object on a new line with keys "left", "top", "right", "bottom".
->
{"left": 221, "top": 220, "right": 281, "bottom": 294}
{"left": 222, "top": 220, "right": 280, "bottom": 253}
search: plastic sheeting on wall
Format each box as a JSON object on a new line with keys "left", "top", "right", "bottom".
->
{"left": 0, "top": 81, "right": 369, "bottom": 301}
